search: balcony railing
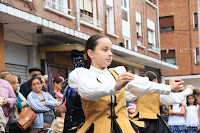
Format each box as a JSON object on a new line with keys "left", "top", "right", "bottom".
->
{"left": 148, "top": 0, "right": 156, "bottom": 5}
{"left": 46, "top": 0, "right": 71, "bottom": 14}
{"left": 80, "top": 13, "right": 101, "bottom": 27}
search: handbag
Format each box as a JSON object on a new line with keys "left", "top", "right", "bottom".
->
{"left": 16, "top": 106, "right": 37, "bottom": 131}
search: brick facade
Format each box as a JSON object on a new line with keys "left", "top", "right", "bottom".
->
{"left": 159, "top": 0, "right": 200, "bottom": 76}
{"left": 0, "top": 23, "right": 5, "bottom": 71}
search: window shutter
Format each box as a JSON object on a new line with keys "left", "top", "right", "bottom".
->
{"left": 84, "top": 0, "right": 92, "bottom": 13}
{"left": 80, "top": 0, "right": 83, "bottom": 10}
{"left": 194, "top": 13, "right": 198, "bottom": 25}
{"left": 109, "top": 8, "right": 114, "bottom": 33}
{"left": 148, "top": 30, "right": 153, "bottom": 44}
{"left": 159, "top": 16, "right": 174, "bottom": 28}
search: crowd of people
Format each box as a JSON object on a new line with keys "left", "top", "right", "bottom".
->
{"left": 0, "top": 34, "right": 199, "bottom": 133}
{"left": 0, "top": 68, "right": 66, "bottom": 133}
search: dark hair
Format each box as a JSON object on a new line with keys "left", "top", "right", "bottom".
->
{"left": 144, "top": 71, "right": 157, "bottom": 81}
{"left": 83, "top": 34, "right": 107, "bottom": 68}
{"left": 29, "top": 76, "right": 43, "bottom": 86}
{"left": 186, "top": 94, "right": 197, "bottom": 106}
{"left": 55, "top": 106, "right": 66, "bottom": 117}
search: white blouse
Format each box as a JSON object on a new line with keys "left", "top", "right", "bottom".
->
{"left": 168, "top": 104, "right": 185, "bottom": 125}
{"left": 69, "top": 66, "right": 192, "bottom": 103}
{"left": 185, "top": 105, "right": 199, "bottom": 127}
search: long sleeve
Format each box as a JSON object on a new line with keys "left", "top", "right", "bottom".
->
{"left": 27, "top": 92, "right": 51, "bottom": 113}
{"left": 125, "top": 75, "right": 171, "bottom": 97}
{"left": 69, "top": 67, "right": 120, "bottom": 100}
{"left": 45, "top": 93, "right": 57, "bottom": 109}
{"left": 7, "top": 83, "right": 17, "bottom": 109}
{"left": 160, "top": 88, "right": 193, "bottom": 105}
{"left": 125, "top": 90, "right": 137, "bottom": 102}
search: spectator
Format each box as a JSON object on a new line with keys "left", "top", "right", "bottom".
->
{"left": 0, "top": 98, "right": 6, "bottom": 132}
{"left": 20, "top": 67, "right": 45, "bottom": 98}
{"left": 27, "top": 76, "right": 57, "bottom": 133}
{"left": 5, "top": 74, "right": 30, "bottom": 133}
{"left": 0, "top": 78, "right": 17, "bottom": 131}
{"left": 50, "top": 106, "right": 66, "bottom": 133}
{"left": 168, "top": 88, "right": 186, "bottom": 133}
{"left": 43, "top": 75, "right": 48, "bottom": 92}
{"left": 193, "top": 88, "right": 200, "bottom": 105}
{"left": 53, "top": 76, "right": 63, "bottom": 107}
{"left": 137, "top": 36, "right": 143, "bottom": 46}
{"left": 0, "top": 70, "right": 12, "bottom": 80}
{"left": 127, "top": 103, "right": 136, "bottom": 118}
{"left": 185, "top": 94, "right": 200, "bottom": 132}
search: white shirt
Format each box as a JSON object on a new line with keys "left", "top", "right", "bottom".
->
{"left": 68, "top": 66, "right": 177, "bottom": 101}
{"left": 168, "top": 104, "right": 185, "bottom": 125}
{"left": 185, "top": 105, "right": 199, "bottom": 127}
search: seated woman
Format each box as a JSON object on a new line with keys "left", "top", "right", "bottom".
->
{"left": 5, "top": 74, "right": 30, "bottom": 133}
{"left": 27, "top": 76, "right": 57, "bottom": 133}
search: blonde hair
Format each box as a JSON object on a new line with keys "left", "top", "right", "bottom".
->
{"left": 43, "top": 75, "right": 48, "bottom": 85}
{"left": 4, "top": 74, "right": 18, "bottom": 84}
{"left": 0, "top": 71, "right": 12, "bottom": 79}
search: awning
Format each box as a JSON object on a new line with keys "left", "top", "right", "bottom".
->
{"left": 39, "top": 44, "right": 145, "bottom": 69}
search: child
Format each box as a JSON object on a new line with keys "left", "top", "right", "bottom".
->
{"left": 168, "top": 102, "right": 185, "bottom": 133}
{"left": 50, "top": 106, "right": 66, "bottom": 133}
{"left": 68, "top": 34, "right": 187, "bottom": 133}
{"left": 185, "top": 94, "right": 200, "bottom": 133}
{"left": 127, "top": 103, "right": 136, "bottom": 115}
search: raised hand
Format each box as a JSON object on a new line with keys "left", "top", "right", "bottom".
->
{"left": 114, "top": 72, "right": 134, "bottom": 91}
{"left": 169, "top": 78, "right": 184, "bottom": 92}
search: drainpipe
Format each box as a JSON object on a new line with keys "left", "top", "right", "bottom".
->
{"left": 198, "top": 0, "right": 200, "bottom": 63}
{"left": 156, "top": 0, "right": 161, "bottom": 59}
{"left": 76, "top": 0, "right": 80, "bottom": 31}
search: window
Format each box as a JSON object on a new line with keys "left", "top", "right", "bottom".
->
{"left": 123, "top": 37, "right": 131, "bottom": 49}
{"left": 106, "top": 0, "right": 115, "bottom": 34}
{"left": 136, "top": 11, "right": 142, "bottom": 36}
{"left": 80, "top": 0, "right": 93, "bottom": 17}
{"left": 46, "top": 0, "right": 70, "bottom": 14}
{"left": 148, "top": 30, "right": 154, "bottom": 49}
{"left": 147, "top": 18, "right": 156, "bottom": 50}
{"left": 194, "top": 13, "right": 198, "bottom": 28}
{"left": 194, "top": 47, "right": 200, "bottom": 64}
{"left": 161, "top": 50, "right": 176, "bottom": 65}
{"left": 122, "top": 0, "right": 128, "bottom": 22}
{"left": 159, "top": 16, "right": 174, "bottom": 32}
{"left": 80, "top": 0, "right": 100, "bottom": 27}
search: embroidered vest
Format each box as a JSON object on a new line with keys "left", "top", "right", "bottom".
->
{"left": 131, "top": 93, "right": 160, "bottom": 120}
{"left": 77, "top": 69, "right": 136, "bottom": 133}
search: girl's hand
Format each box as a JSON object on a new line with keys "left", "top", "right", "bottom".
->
{"left": 114, "top": 72, "right": 134, "bottom": 91}
{"left": 197, "top": 125, "right": 200, "bottom": 131}
{"left": 184, "top": 125, "right": 187, "bottom": 131}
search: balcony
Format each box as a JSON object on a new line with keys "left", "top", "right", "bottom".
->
{"left": 45, "top": 0, "right": 75, "bottom": 20}
{"left": 80, "top": 12, "right": 103, "bottom": 31}
{"left": 80, "top": 13, "right": 101, "bottom": 27}
{"left": 146, "top": 0, "right": 157, "bottom": 9}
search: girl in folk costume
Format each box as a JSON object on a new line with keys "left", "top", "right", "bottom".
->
{"left": 129, "top": 71, "right": 193, "bottom": 133}
{"left": 68, "top": 34, "right": 185, "bottom": 133}
{"left": 185, "top": 94, "right": 200, "bottom": 133}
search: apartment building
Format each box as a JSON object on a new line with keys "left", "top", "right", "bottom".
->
{"left": 0, "top": 0, "right": 176, "bottom": 83}
{"left": 159, "top": 0, "right": 200, "bottom": 87}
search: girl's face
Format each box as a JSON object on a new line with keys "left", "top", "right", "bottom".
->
{"left": 31, "top": 79, "right": 42, "bottom": 93}
{"left": 187, "top": 96, "right": 195, "bottom": 105}
{"left": 11, "top": 77, "right": 19, "bottom": 92}
{"left": 88, "top": 38, "right": 112, "bottom": 70}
